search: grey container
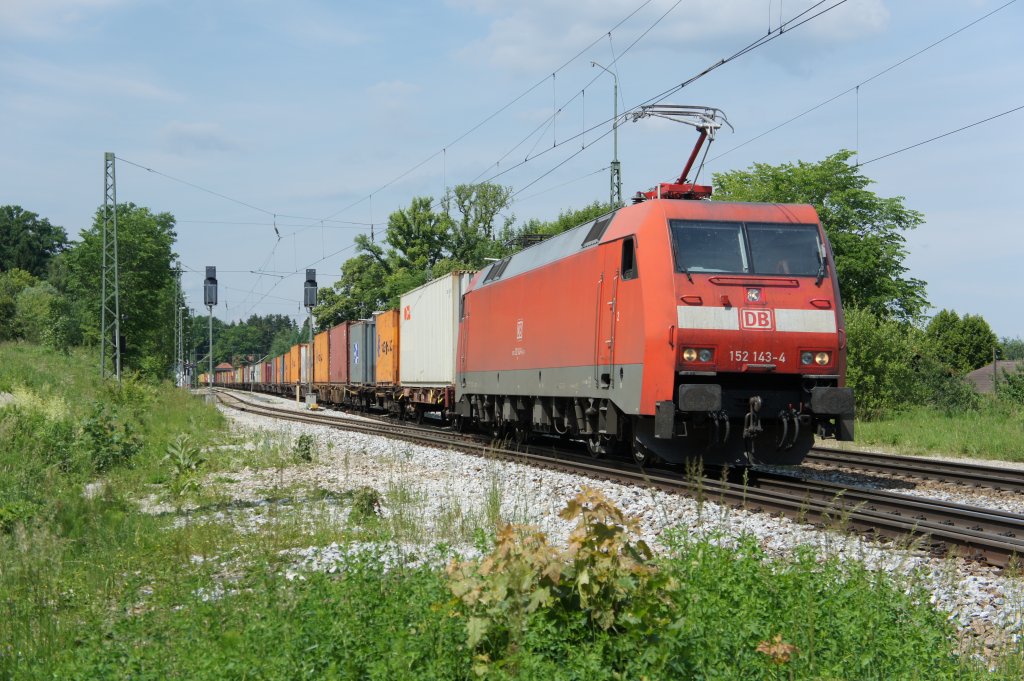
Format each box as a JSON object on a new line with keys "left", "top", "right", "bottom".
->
{"left": 348, "top": 319, "right": 377, "bottom": 384}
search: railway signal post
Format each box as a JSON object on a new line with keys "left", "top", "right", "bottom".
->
{"left": 204, "top": 267, "right": 217, "bottom": 391}
{"left": 304, "top": 269, "right": 317, "bottom": 406}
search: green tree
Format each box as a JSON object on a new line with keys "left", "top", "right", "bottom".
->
{"left": 315, "top": 183, "right": 516, "bottom": 326}
{"left": 44, "top": 293, "right": 84, "bottom": 353}
{"left": 314, "top": 253, "right": 390, "bottom": 326}
{"left": 999, "top": 336, "right": 1024, "bottom": 361}
{"left": 0, "top": 268, "right": 39, "bottom": 340}
{"left": 713, "top": 150, "right": 927, "bottom": 321}
{"left": 510, "top": 200, "right": 615, "bottom": 245}
{"left": 443, "top": 183, "right": 515, "bottom": 267}
{"left": 925, "top": 309, "right": 998, "bottom": 373}
{"left": 0, "top": 206, "right": 68, "bottom": 277}
{"left": 13, "top": 282, "right": 58, "bottom": 342}
{"left": 64, "top": 203, "right": 180, "bottom": 377}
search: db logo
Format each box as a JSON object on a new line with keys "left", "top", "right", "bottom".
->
{"left": 741, "top": 308, "right": 774, "bottom": 330}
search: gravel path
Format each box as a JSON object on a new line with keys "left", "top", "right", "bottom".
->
{"left": 171, "top": 402, "right": 1024, "bottom": 655}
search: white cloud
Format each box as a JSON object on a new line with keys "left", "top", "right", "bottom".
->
{"left": 160, "top": 122, "right": 241, "bottom": 154}
{"left": 454, "top": 0, "right": 890, "bottom": 73}
{"left": 0, "top": 0, "right": 129, "bottom": 39}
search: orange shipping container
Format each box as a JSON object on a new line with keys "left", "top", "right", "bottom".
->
{"left": 313, "top": 331, "right": 330, "bottom": 383}
{"left": 374, "top": 309, "right": 400, "bottom": 385}
{"left": 286, "top": 344, "right": 301, "bottom": 384}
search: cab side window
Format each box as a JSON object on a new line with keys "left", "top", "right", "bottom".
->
{"left": 621, "top": 237, "right": 638, "bottom": 280}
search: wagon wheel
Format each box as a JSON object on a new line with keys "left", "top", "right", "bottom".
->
{"left": 451, "top": 414, "right": 464, "bottom": 432}
{"left": 414, "top": 406, "right": 425, "bottom": 424}
{"left": 490, "top": 421, "right": 506, "bottom": 441}
{"left": 512, "top": 423, "right": 530, "bottom": 446}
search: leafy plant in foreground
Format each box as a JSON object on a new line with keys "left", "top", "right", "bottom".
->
{"left": 447, "top": 486, "right": 672, "bottom": 673}
{"left": 79, "top": 402, "right": 142, "bottom": 473}
{"left": 292, "top": 433, "right": 316, "bottom": 462}
{"left": 163, "top": 434, "right": 205, "bottom": 497}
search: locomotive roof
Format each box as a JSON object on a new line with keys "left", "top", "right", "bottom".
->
{"left": 475, "top": 199, "right": 820, "bottom": 288}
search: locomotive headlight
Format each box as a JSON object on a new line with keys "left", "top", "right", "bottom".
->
{"left": 814, "top": 351, "right": 830, "bottom": 365}
{"left": 801, "top": 351, "right": 813, "bottom": 365}
{"left": 698, "top": 348, "right": 713, "bottom": 362}
{"left": 682, "top": 348, "right": 698, "bottom": 362}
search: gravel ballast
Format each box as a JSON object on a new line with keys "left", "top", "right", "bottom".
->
{"left": 173, "top": 395, "right": 1024, "bottom": 653}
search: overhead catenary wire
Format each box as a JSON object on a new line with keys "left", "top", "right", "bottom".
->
{"left": 320, "top": 0, "right": 656, "bottom": 222}
{"left": 858, "top": 104, "right": 1024, "bottom": 167}
{"left": 456, "top": 0, "right": 847, "bottom": 204}
{"left": 464, "top": 0, "right": 853, "bottom": 198}
{"left": 708, "top": 0, "right": 1017, "bottom": 162}
{"left": 463, "top": 0, "right": 687, "bottom": 191}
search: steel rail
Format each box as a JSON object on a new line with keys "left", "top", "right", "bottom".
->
{"left": 808, "top": 446, "right": 1024, "bottom": 493}
{"left": 212, "top": 389, "right": 1024, "bottom": 568}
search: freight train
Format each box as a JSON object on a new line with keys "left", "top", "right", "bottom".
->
{"left": 206, "top": 107, "right": 855, "bottom": 466}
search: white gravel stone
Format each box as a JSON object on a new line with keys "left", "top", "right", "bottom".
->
{"left": 173, "top": 403, "right": 1024, "bottom": 650}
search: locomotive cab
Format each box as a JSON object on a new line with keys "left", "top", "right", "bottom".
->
{"left": 635, "top": 204, "right": 855, "bottom": 466}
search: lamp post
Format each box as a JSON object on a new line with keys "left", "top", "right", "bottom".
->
{"left": 591, "top": 61, "right": 622, "bottom": 208}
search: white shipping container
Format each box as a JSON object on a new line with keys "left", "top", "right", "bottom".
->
{"left": 399, "top": 271, "right": 471, "bottom": 386}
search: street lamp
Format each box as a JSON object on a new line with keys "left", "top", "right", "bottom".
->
{"left": 591, "top": 61, "right": 622, "bottom": 208}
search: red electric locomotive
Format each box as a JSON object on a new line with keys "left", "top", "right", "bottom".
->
{"left": 454, "top": 106, "right": 854, "bottom": 466}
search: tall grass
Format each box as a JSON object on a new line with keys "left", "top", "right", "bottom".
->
{"left": 853, "top": 403, "right": 1024, "bottom": 461}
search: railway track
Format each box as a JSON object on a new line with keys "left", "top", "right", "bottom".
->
{"left": 212, "top": 389, "right": 1024, "bottom": 568}
{"left": 806, "top": 446, "right": 1024, "bottom": 493}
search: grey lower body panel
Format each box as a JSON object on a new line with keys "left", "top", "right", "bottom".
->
{"left": 457, "top": 363, "right": 644, "bottom": 415}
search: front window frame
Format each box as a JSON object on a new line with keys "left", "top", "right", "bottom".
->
{"left": 669, "top": 219, "right": 824, "bottom": 277}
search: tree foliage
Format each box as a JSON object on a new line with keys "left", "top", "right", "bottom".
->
{"left": 188, "top": 313, "right": 296, "bottom": 366}
{"left": 713, "top": 151, "right": 927, "bottom": 321}
{"left": 844, "top": 307, "right": 979, "bottom": 419}
{"left": 314, "top": 183, "right": 516, "bottom": 328}
{"left": 999, "top": 336, "right": 1024, "bottom": 361}
{"left": 925, "top": 309, "right": 998, "bottom": 374}
{"left": 64, "top": 203, "right": 180, "bottom": 377}
{"left": 0, "top": 268, "right": 39, "bottom": 341}
{"left": 0, "top": 206, "right": 69, "bottom": 277}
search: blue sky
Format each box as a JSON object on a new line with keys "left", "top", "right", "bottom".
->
{"left": 2, "top": 0, "right": 1021, "bottom": 338}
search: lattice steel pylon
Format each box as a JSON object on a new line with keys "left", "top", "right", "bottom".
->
{"left": 100, "top": 152, "right": 122, "bottom": 382}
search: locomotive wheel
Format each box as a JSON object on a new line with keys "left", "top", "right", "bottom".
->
{"left": 630, "top": 437, "right": 650, "bottom": 467}
{"left": 586, "top": 435, "right": 607, "bottom": 459}
{"left": 451, "top": 414, "right": 464, "bottom": 432}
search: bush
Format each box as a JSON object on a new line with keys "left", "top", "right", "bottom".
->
{"left": 292, "top": 433, "right": 316, "bottom": 462}
{"left": 845, "top": 307, "right": 980, "bottom": 418}
{"left": 999, "top": 369, "right": 1024, "bottom": 405}
{"left": 448, "top": 487, "right": 673, "bottom": 674}
{"left": 79, "top": 402, "right": 142, "bottom": 473}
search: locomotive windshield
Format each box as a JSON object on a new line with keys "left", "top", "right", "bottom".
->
{"left": 670, "top": 220, "right": 823, "bottom": 276}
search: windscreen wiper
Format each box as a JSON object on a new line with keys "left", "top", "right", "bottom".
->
{"left": 814, "top": 246, "right": 826, "bottom": 287}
